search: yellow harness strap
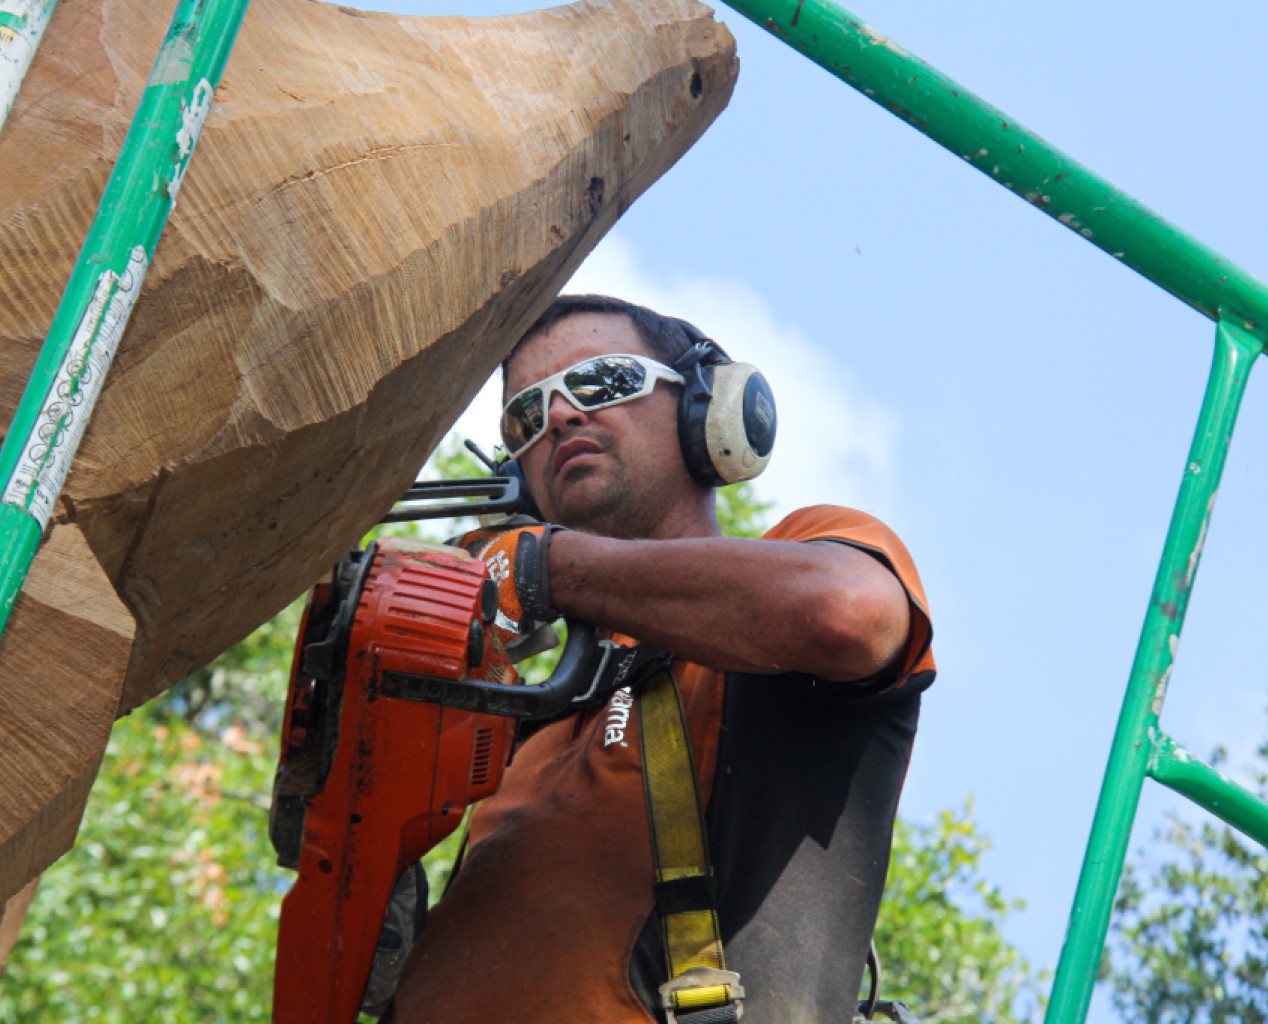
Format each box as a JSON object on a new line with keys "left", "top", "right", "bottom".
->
{"left": 637, "top": 663, "right": 744, "bottom": 1023}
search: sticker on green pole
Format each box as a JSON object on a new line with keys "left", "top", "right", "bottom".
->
{"left": 2, "top": 247, "right": 147, "bottom": 528}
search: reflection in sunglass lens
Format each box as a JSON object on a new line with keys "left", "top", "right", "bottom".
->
{"left": 565, "top": 356, "right": 646, "bottom": 407}
{"left": 502, "top": 388, "right": 544, "bottom": 451}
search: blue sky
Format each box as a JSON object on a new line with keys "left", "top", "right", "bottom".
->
{"left": 354, "top": 3, "right": 1268, "bottom": 1019}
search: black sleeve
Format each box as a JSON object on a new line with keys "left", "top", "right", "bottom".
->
{"left": 630, "top": 671, "right": 922, "bottom": 1019}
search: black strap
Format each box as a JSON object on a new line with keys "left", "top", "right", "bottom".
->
{"left": 654, "top": 873, "right": 719, "bottom": 916}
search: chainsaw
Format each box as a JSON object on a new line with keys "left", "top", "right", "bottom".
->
{"left": 269, "top": 454, "right": 601, "bottom": 1024}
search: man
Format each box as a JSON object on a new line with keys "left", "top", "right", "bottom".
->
{"left": 392, "top": 295, "right": 935, "bottom": 1023}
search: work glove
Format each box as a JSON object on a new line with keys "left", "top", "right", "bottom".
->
{"left": 453, "top": 516, "right": 564, "bottom": 662}
{"left": 359, "top": 861, "right": 427, "bottom": 1018}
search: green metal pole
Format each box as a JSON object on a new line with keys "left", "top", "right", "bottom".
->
{"left": 1147, "top": 732, "right": 1268, "bottom": 849}
{"left": 0, "top": 0, "right": 249, "bottom": 638}
{"left": 1044, "top": 318, "right": 1264, "bottom": 1024}
{"left": 711, "top": 6, "right": 1268, "bottom": 1011}
{"left": 0, "top": 0, "right": 57, "bottom": 132}
{"left": 720, "top": 0, "right": 1268, "bottom": 334}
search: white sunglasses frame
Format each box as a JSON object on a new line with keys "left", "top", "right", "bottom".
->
{"left": 500, "top": 353, "right": 685, "bottom": 458}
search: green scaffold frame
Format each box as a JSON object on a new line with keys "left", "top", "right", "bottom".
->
{"left": 0, "top": 3, "right": 1264, "bottom": 1022}
{"left": 718, "top": 2, "right": 1268, "bottom": 1022}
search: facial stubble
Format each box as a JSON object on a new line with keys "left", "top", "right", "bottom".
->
{"left": 542, "top": 448, "right": 663, "bottom": 540}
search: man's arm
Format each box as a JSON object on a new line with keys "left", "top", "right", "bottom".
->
{"left": 548, "top": 530, "right": 911, "bottom": 683}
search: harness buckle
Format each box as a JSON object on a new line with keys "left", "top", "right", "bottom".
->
{"left": 659, "top": 967, "right": 745, "bottom": 1023}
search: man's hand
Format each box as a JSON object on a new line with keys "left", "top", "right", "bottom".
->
{"left": 455, "top": 518, "right": 564, "bottom": 660}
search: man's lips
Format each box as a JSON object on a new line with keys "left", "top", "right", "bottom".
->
{"left": 552, "top": 437, "right": 605, "bottom": 475}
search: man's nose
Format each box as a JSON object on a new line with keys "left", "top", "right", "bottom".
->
{"left": 545, "top": 391, "right": 589, "bottom": 433}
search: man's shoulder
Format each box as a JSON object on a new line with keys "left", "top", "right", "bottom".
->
{"left": 763, "top": 504, "right": 935, "bottom": 685}
{"left": 761, "top": 504, "right": 904, "bottom": 549}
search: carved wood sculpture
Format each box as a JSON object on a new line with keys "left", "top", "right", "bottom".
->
{"left": 0, "top": 0, "right": 737, "bottom": 917}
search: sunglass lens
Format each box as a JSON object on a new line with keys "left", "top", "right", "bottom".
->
{"left": 501, "top": 388, "right": 545, "bottom": 452}
{"left": 564, "top": 356, "right": 646, "bottom": 407}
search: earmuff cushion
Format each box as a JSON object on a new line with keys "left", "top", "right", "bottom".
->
{"left": 677, "top": 360, "right": 721, "bottom": 486}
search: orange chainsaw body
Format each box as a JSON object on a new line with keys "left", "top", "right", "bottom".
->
{"left": 271, "top": 538, "right": 517, "bottom": 1024}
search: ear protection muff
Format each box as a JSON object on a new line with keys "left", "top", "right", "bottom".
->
{"left": 673, "top": 334, "right": 777, "bottom": 487}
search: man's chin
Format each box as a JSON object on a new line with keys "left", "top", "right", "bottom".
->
{"left": 544, "top": 471, "right": 623, "bottom": 529}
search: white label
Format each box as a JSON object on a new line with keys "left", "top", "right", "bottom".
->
{"left": 2, "top": 246, "right": 148, "bottom": 527}
{"left": 603, "top": 687, "right": 635, "bottom": 748}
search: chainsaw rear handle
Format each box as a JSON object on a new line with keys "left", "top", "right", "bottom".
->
{"left": 378, "top": 618, "right": 603, "bottom": 719}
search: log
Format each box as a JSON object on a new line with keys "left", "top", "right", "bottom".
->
{"left": 0, "top": 524, "right": 133, "bottom": 900}
{"left": 0, "top": 0, "right": 737, "bottom": 901}
{"left": 0, "top": 878, "right": 40, "bottom": 973}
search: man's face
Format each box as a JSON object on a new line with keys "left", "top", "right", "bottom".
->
{"left": 503, "top": 313, "right": 700, "bottom": 538}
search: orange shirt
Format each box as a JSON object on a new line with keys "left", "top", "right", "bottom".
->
{"left": 394, "top": 506, "right": 933, "bottom": 1023}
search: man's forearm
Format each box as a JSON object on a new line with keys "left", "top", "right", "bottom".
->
{"left": 548, "top": 530, "right": 910, "bottom": 683}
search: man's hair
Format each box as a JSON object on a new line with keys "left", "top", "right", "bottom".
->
{"left": 501, "top": 294, "right": 705, "bottom": 387}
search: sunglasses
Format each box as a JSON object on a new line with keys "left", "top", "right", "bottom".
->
{"left": 500, "top": 353, "right": 685, "bottom": 458}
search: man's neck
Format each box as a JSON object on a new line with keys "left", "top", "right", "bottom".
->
{"left": 600, "top": 495, "right": 720, "bottom": 542}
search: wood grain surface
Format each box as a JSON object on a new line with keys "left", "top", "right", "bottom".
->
{"left": 0, "top": 0, "right": 736, "bottom": 902}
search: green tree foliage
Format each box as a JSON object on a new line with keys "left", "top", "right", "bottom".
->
{"left": 713, "top": 480, "right": 774, "bottom": 539}
{"left": 0, "top": 701, "right": 285, "bottom": 1023}
{"left": 0, "top": 440, "right": 479, "bottom": 1024}
{"left": 1, "top": 442, "right": 1041, "bottom": 1022}
{"left": 1106, "top": 734, "right": 1268, "bottom": 1024}
{"left": 874, "top": 805, "right": 1045, "bottom": 1023}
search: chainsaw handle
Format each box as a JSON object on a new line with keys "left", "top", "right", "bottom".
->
{"left": 529, "top": 619, "right": 603, "bottom": 714}
{"left": 377, "top": 619, "right": 604, "bottom": 720}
